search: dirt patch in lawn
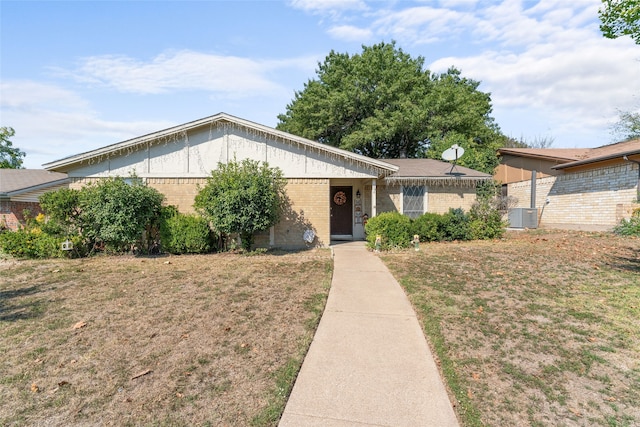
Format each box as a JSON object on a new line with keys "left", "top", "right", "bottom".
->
{"left": 0, "top": 249, "right": 332, "bottom": 426}
{"left": 381, "top": 230, "right": 640, "bottom": 427}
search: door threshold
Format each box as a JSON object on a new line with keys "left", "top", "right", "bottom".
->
{"left": 330, "top": 235, "right": 353, "bottom": 241}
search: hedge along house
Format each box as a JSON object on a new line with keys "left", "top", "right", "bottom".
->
{"left": 0, "top": 169, "right": 69, "bottom": 230}
{"left": 44, "top": 113, "right": 490, "bottom": 248}
{"left": 496, "top": 139, "right": 640, "bottom": 230}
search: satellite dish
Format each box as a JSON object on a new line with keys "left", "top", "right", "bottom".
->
{"left": 441, "top": 144, "right": 465, "bottom": 162}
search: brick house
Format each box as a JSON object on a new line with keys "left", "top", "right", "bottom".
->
{"left": 0, "top": 169, "right": 69, "bottom": 230}
{"left": 496, "top": 139, "right": 640, "bottom": 230}
{"left": 44, "top": 113, "right": 491, "bottom": 248}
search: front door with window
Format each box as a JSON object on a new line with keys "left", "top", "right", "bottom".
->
{"left": 330, "top": 186, "right": 352, "bottom": 236}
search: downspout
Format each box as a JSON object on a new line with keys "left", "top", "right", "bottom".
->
{"left": 531, "top": 170, "right": 537, "bottom": 209}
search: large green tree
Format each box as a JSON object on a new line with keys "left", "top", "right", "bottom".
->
{"left": 0, "top": 127, "right": 26, "bottom": 169}
{"left": 194, "top": 159, "right": 286, "bottom": 251}
{"left": 599, "top": 0, "right": 640, "bottom": 44}
{"left": 277, "top": 41, "right": 506, "bottom": 173}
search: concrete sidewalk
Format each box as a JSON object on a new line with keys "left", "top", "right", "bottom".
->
{"left": 279, "top": 241, "right": 459, "bottom": 427}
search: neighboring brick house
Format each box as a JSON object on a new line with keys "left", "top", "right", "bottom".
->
{"left": 44, "top": 113, "right": 491, "bottom": 248}
{"left": 496, "top": 139, "right": 640, "bottom": 230}
{"left": 0, "top": 169, "right": 69, "bottom": 230}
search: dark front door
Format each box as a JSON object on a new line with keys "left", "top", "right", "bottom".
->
{"left": 330, "top": 186, "right": 352, "bottom": 236}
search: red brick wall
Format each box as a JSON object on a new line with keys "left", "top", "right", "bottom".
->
{"left": 0, "top": 200, "right": 44, "bottom": 230}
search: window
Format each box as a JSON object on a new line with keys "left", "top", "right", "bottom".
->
{"left": 403, "top": 186, "right": 425, "bottom": 219}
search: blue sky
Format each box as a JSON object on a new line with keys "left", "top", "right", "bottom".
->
{"left": 1, "top": 0, "right": 639, "bottom": 169}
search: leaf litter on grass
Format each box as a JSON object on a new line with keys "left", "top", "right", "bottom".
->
{"left": 0, "top": 250, "right": 332, "bottom": 426}
{"left": 382, "top": 230, "right": 640, "bottom": 427}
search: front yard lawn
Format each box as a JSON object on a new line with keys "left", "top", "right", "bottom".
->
{"left": 0, "top": 250, "right": 332, "bottom": 426}
{"left": 382, "top": 230, "right": 640, "bottom": 427}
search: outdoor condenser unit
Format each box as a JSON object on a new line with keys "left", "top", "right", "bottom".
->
{"left": 508, "top": 208, "right": 538, "bottom": 229}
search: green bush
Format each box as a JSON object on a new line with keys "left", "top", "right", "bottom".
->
{"left": 441, "top": 208, "right": 472, "bottom": 241}
{"left": 412, "top": 212, "right": 444, "bottom": 242}
{"left": 79, "top": 177, "right": 164, "bottom": 252}
{"left": 159, "top": 209, "right": 213, "bottom": 254}
{"left": 365, "top": 212, "right": 412, "bottom": 250}
{"left": 0, "top": 229, "right": 62, "bottom": 259}
{"left": 468, "top": 200, "right": 507, "bottom": 240}
{"left": 194, "top": 159, "right": 286, "bottom": 251}
{"left": 614, "top": 207, "right": 640, "bottom": 236}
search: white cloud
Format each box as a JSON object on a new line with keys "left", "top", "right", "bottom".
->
{"left": 56, "top": 50, "right": 311, "bottom": 97}
{"left": 288, "top": 0, "right": 367, "bottom": 14}
{"left": 430, "top": 33, "right": 640, "bottom": 142}
{"left": 0, "top": 80, "right": 172, "bottom": 168}
{"left": 1, "top": 80, "right": 90, "bottom": 111}
{"left": 372, "top": 6, "right": 477, "bottom": 44}
{"left": 327, "top": 25, "right": 373, "bottom": 41}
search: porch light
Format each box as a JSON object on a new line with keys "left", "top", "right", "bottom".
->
{"left": 356, "top": 189, "right": 361, "bottom": 199}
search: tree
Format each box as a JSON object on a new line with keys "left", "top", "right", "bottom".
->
{"left": 277, "top": 41, "right": 507, "bottom": 173}
{"left": 194, "top": 159, "right": 286, "bottom": 251}
{"left": 611, "top": 109, "right": 640, "bottom": 140}
{"left": 599, "top": 0, "right": 640, "bottom": 44}
{"left": 502, "top": 135, "right": 555, "bottom": 148}
{"left": 0, "top": 127, "right": 26, "bottom": 169}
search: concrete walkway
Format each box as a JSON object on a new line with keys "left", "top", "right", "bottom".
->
{"left": 279, "top": 241, "right": 459, "bottom": 427}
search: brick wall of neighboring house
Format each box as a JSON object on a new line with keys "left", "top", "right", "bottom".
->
{"left": 507, "top": 163, "right": 638, "bottom": 228}
{"left": 0, "top": 200, "right": 44, "bottom": 230}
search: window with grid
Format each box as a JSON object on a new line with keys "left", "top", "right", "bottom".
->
{"left": 403, "top": 186, "right": 425, "bottom": 219}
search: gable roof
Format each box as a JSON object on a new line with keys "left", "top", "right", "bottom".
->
{"left": 0, "top": 169, "right": 69, "bottom": 198}
{"left": 498, "top": 147, "right": 592, "bottom": 162}
{"left": 43, "top": 112, "right": 398, "bottom": 177}
{"left": 498, "top": 139, "right": 640, "bottom": 171}
{"left": 553, "top": 138, "right": 640, "bottom": 170}
{"left": 382, "top": 158, "right": 492, "bottom": 186}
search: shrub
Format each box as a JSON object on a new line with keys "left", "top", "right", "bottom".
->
{"left": 0, "top": 228, "right": 62, "bottom": 259}
{"left": 79, "top": 177, "right": 164, "bottom": 252}
{"left": 365, "top": 212, "right": 412, "bottom": 250}
{"left": 614, "top": 207, "right": 640, "bottom": 236}
{"left": 412, "top": 213, "right": 444, "bottom": 242}
{"left": 159, "top": 209, "right": 214, "bottom": 254}
{"left": 194, "top": 159, "right": 286, "bottom": 251}
{"left": 441, "top": 208, "right": 472, "bottom": 241}
{"left": 468, "top": 199, "right": 507, "bottom": 240}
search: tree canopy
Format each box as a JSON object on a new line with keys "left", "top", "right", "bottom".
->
{"left": 599, "top": 0, "right": 640, "bottom": 44}
{"left": 194, "top": 159, "right": 286, "bottom": 251}
{"left": 611, "top": 109, "right": 640, "bottom": 140}
{"left": 277, "top": 41, "right": 507, "bottom": 173}
{"left": 0, "top": 127, "right": 26, "bottom": 169}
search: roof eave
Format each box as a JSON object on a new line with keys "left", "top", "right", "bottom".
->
{"left": 5, "top": 178, "right": 71, "bottom": 197}
{"left": 498, "top": 149, "right": 579, "bottom": 163}
{"left": 553, "top": 150, "right": 640, "bottom": 170}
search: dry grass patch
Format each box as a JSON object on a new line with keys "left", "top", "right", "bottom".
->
{"left": 0, "top": 250, "right": 332, "bottom": 426}
{"left": 382, "top": 230, "right": 640, "bottom": 427}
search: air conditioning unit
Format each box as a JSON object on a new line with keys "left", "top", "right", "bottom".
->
{"left": 508, "top": 208, "right": 538, "bottom": 228}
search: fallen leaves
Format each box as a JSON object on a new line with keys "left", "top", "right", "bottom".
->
{"left": 72, "top": 321, "right": 87, "bottom": 330}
